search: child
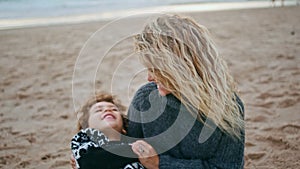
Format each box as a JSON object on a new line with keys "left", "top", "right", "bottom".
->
{"left": 70, "top": 92, "right": 144, "bottom": 169}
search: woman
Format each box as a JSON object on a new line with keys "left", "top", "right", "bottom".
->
{"left": 70, "top": 93, "right": 145, "bottom": 169}
{"left": 126, "top": 14, "right": 245, "bottom": 169}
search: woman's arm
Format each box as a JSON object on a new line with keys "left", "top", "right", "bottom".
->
{"left": 158, "top": 104, "right": 245, "bottom": 169}
{"left": 159, "top": 143, "right": 244, "bottom": 169}
{"left": 159, "top": 155, "right": 210, "bottom": 169}
{"left": 127, "top": 83, "right": 157, "bottom": 140}
{"left": 129, "top": 135, "right": 244, "bottom": 169}
{"left": 158, "top": 117, "right": 245, "bottom": 169}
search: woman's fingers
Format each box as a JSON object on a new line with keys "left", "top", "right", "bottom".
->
{"left": 131, "top": 140, "right": 157, "bottom": 157}
{"left": 131, "top": 141, "right": 144, "bottom": 157}
{"left": 131, "top": 140, "right": 159, "bottom": 169}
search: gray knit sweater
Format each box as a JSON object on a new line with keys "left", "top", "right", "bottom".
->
{"left": 126, "top": 82, "right": 244, "bottom": 169}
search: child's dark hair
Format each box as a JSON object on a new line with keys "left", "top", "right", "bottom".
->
{"left": 76, "top": 92, "right": 128, "bottom": 131}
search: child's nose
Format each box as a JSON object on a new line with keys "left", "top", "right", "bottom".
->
{"left": 104, "top": 108, "right": 113, "bottom": 112}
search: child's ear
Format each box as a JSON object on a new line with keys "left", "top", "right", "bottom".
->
{"left": 121, "top": 128, "right": 127, "bottom": 135}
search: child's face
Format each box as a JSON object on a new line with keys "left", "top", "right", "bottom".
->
{"left": 88, "top": 101, "right": 123, "bottom": 133}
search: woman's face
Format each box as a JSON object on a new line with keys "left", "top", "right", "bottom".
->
{"left": 88, "top": 101, "right": 123, "bottom": 133}
{"left": 147, "top": 69, "right": 171, "bottom": 96}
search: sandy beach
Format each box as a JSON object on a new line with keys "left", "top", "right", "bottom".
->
{"left": 0, "top": 5, "right": 299, "bottom": 169}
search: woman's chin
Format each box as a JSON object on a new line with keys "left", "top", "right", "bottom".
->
{"left": 158, "top": 89, "right": 170, "bottom": 96}
{"left": 156, "top": 83, "right": 171, "bottom": 96}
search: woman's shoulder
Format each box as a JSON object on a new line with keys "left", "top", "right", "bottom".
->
{"left": 135, "top": 82, "right": 157, "bottom": 96}
{"left": 130, "top": 82, "right": 157, "bottom": 110}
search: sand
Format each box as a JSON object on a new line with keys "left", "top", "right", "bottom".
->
{"left": 0, "top": 6, "right": 299, "bottom": 169}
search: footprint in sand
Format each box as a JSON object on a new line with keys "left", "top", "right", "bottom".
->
{"left": 265, "top": 135, "right": 291, "bottom": 150}
{"left": 251, "top": 115, "right": 268, "bottom": 123}
{"left": 246, "top": 152, "right": 266, "bottom": 161}
{"left": 255, "top": 101, "right": 275, "bottom": 109}
{"left": 0, "top": 154, "right": 21, "bottom": 165}
{"left": 40, "top": 82, "right": 48, "bottom": 87}
{"left": 19, "top": 133, "right": 36, "bottom": 144}
{"left": 16, "top": 91, "right": 29, "bottom": 99}
{"left": 50, "top": 160, "right": 70, "bottom": 168}
{"left": 279, "top": 124, "right": 300, "bottom": 135}
{"left": 277, "top": 98, "right": 297, "bottom": 108}
{"left": 257, "top": 91, "right": 285, "bottom": 100}
{"left": 245, "top": 142, "right": 256, "bottom": 147}
{"left": 16, "top": 160, "right": 30, "bottom": 168}
{"left": 41, "top": 152, "right": 66, "bottom": 165}
{"left": 257, "top": 75, "right": 273, "bottom": 84}
{"left": 276, "top": 54, "right": 295, "bottom": 60}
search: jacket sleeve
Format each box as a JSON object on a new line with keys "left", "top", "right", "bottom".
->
{"left": 78, "top": 145, "right": 140, "bottom": 169}
{"left": 71, "top": 128, "right": 110, "bottom": 168}
{"left": 71, "top": 128, "right": 142, "bottom": 169}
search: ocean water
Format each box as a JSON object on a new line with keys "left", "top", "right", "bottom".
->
{"left": 2, "top": 0, "right": 297, "bottom": 29}
{"left": 0, "top": 0, "right": 250, "bottom": 19}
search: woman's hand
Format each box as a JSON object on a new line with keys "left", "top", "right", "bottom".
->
{"left": 131, "top": 140, "right": 159, "bottom": 169}
{"left": 70, "top": 154, "right": 77, "bottom": 169}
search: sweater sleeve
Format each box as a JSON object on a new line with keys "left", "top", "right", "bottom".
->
{"left": 127, "top": 103, "right": 144, "bottom": 140}
{"left": 159, "top": 110, "right": 245, "bottom": 168}
{"left": 159, "top": 99, "right": 245, "bottom": 169}
{"left": 127, "top": 83, "right": 156, "bottom": 139}
{"left": 159, "top": 137, "right": 244, "bottom": 169}
{"left": 159, "top": 145, "right": 244, "bottom": 169}
{"left": 159, "top": 155, "right": 211, "bottom": 169}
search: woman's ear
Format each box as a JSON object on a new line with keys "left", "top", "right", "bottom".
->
{"left": 121, "top": 128, "right": 127, "bottom": 135}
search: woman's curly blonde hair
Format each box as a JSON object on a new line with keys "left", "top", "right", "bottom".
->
{"left": 135, "top": 14, "right": 244, "bottom": 140}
